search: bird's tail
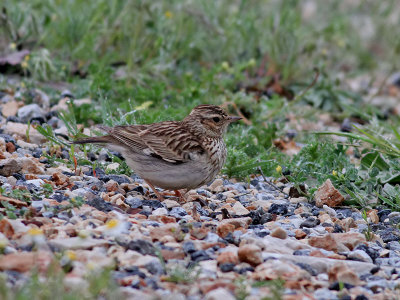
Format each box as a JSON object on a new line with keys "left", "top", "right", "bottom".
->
{"left": 72, "top": 125, "right": 112, "bottom": 145}
{"left": 72, "top": 135, "right": 112, "bottom": 145}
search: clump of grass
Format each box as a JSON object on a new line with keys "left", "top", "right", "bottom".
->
{"left": 163, "top": 263, "right": 199, "bottom": 284}
{"left": 0, "top": 263, "right": 120, "bottom": 300}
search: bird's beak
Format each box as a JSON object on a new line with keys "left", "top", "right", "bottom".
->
{"left": 228, "top": 116, "right": 242, "bottom": 122}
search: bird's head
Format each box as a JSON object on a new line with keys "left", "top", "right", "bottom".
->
{"left": 184, "top": 104, "right": 242, "bottom": 137}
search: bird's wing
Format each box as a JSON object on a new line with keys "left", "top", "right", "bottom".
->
{"left": 101, "top": 122, "right": 204, "bottom": 163}
{"left": 98, "top": 124, "right": 149, "bottom": 153}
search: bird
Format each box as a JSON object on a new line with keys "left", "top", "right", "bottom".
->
{"left": 73, "top": 104, "right": 242, "bottom": 201}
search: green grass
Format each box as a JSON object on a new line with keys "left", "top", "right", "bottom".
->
{"left": 2, "top": 0, "right": 399, "bottom": 208}
{"left": 3, "top": 0, "right": 400, "bottom": 293}
{"left": 0, "top": 263, "right": 120, "bottom": 300}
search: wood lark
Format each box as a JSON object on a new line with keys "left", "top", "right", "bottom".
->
{"left": 73, "top": 105, "right": 242, "bottom": 201}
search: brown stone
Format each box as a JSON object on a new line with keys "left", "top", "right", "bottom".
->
{"left": 90, "top": 210, "right": 108, "bottom": 222}
{"left": 52, "top": 172, "right": 69, "bottom": 185}
{"left": 219, "top": 217, "right": 252, "bottom": 229}
{"left": 328, "top": 263, "right": 362, "bottom": 285}
{"left": 19, "top": 157, "right": 44, "bottom": 174}
{"left": 1, "top": 100, "right": 19, "bottom": 117}
{"left": 253, "top": 260, "right": 309, "bottom": 281}
{"left": 314, "top": 179, "right": 344, "bottom": 207}
{"left": 161, "top": 249, "right": 185, "bottom": 260}
{"left": 199, "top": 280, "right": 236, "bottom": 294}
{"left": 309, "top": 234, "right": 339, "bottom": 252}
{"left": 5, "top": 142, "right": 15, "bottom": 153}
{"left": 0, "top": 195, "right": 28, "bottom": 208}
{"left": 149, "top": 215, "right": 176, "bottom": 223}
{"left": 216, "top": 223, "right": 235, "bottom": 238}
{"left": 338, "top": 217, "right": 357, "bottom": 232}
{"left": 25, "top": 174, "right": 38, "bottom": 180}
{"left": 310, "top": 250, "right": 346, "bottom": 260}
{"left": 238, "top": 244, "right": 262, "bottom": 266}
{"left": 333, "top": 232, "right": 366, "bottom": 251}
{"left": 105, "top": 180, "right": 119, "bottom": 192}
{"left": 270, "top": 227, "right": 287, "bottom": 239}
{"left": 150, "top": 224, "right": 181, "bottom": 242}
{"left": 190, "top": 227, "right": 209, "bottom": 240}
{"left": 0, "top": 218, "right": 14, "bottom": 238}
{"left": 0, "top": 158, "right": 22, "bottom": 176}
{"left": 295, "top": 229, "right": 307, "bottom": 239}
{"left": 217, "top": 251, "right": 239, "bottom": 265}
{"left": 0, "top": 251, "right": 54, "bottom": 273}
{"left": 367, "top": 209, "right": 379, "bottom": 224}
{"left": 4, "top": 122, "right": 46, "bottom": 144}
{"left": 325, "top": 227, "right": 334, "bottom": 233}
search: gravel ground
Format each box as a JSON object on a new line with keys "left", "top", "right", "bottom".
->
{"left": 1, "top": 88, "right": 400, "bottom": 299}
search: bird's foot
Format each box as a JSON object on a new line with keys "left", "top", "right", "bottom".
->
{"left": 144, "top": 180, "right": 165, "bottom": 201}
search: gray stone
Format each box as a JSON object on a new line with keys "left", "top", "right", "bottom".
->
{"left": 388, "top": 241, "right": 400, "bottom": 251}
{"left": 25, "top": 179, "right": 45, "bottom": 188}
{"left": 205, "top": 288, "right": 235, "bottom": 300}
{"left": 17, "top": 104, "right": 45, "bottom": 123}
{"left": 0, "top": 159, "right": 22, "bottom": 176}
{"left": 125, "top": 196, "right": 143, "bottom": 208}
{"left": 313, "top": 288, "right": 337, "bottom": 300}
{"left": 169, "top": 207, "right": 187, "bottom": 219}
{"left": 348, "top": 250, "right": 373, "bottom": 263}
{"left": 144, "top": 260, "right": 164, "bottom": 275}
{"left": 49, "top": 237, "right": 110, "bottom": 250}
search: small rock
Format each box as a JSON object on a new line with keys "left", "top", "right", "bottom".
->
{"left": 315, "top": 179, "right": 344, "bottom": 208}
{"left": 169, "top": 207, "right": 187, "bottom": 219}
{"left": 328, "top": 263, "right": 361, "bottom": 286}
{"left": 367, "top": 209, "right": 379, "bottom": 224}
{"left": 191, "top": 250, "right": 211, "bottom": 262}
{"left": 217, "top": 251, "right": 239, "bottom": 265}
{"left": 87, "top": 197, "right": 115, "bottom": 212}
{"left": 209, "top": 179, "right": 224, "bottom": 192}
{"left": 153, "top": 208, "right": 168, "bottom": 216}
{"left": 237, "top": 244, "right": 262, "bottom": 266}
{"left": 309, "top": 234, "right": 343, "bottom": 252}
{"left": 182, "top": 241, "right": 197, "bottom": 254}
{"left": 268, "top": 203, "right": 288, "bottom": 215}
{"left": 232, "top": 201, "right": 250, "bottom": 216}
{"left": 300, "top": 217, "right": 320, "bottom": 228}
{"left": 0, "top": 251, "right": 53, "bottom": 273}
{"left": 270, "top": 227, "right": 287, "bottom": 239}
{"left": 106, "top": 163, "right": 120, "bottom": 172}
{"left": 17, "top": 104, "right": 45, "bottom": 123}
{"left": 0, "top": 159, "right": 22, "bottom": 176}
{"left": 163, "top": 199, "right": 180, "bottom": 209}
{"left": 259, "top": 213, "right": 274, "bottom": 224}
{"left": 125, "top": 239, "right": 156, "bottom": 256}
{"left": 125, "top": 197, "right": 143, "bottom": 208}
{"left": 205, "top": 288, "right": 235, "bottom": 300}
{"left": 144, "top": 260, "right": 164, "bottom": 275}
{"left": 1, "top": 100, "right": 19, "bottom": 117}
{"left": 49, "top": 237, "right": 110, "bottom": 250}
{"left": 26, "top": 179, "right": 44, "bottom": 188}
{"left": 142, "top": 200, "right": 164, "bottom": 209}
{"left": 348, "top": 250, "right": 373, "bottom": 263}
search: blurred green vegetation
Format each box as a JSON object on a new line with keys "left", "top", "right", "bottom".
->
{"left": 3, "top": 0, "right": 400, "bottom": 296}
{"left": 2, "top": 0, "right": 400, "bottom": 196}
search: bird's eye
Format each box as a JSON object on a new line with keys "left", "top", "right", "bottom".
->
{"left": 212, "top": 117, "right": 221, "bottom": 123}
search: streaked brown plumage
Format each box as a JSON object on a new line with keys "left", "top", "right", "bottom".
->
{"left": 73, "top": 104, "right": 241, "bottom": 200}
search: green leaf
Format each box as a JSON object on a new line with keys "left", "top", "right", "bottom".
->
{"left": 361, "top": 152, "right": 389, "bottom": 170}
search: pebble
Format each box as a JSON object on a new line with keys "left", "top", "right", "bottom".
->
{"left": 17, "top": 104, "right": 46, "bottom": 123}
{"left": 0, "top": 94, "right": 399, "bottom": 299}
{"left": 270, "top": 227, "right": 287, "bottom": 239}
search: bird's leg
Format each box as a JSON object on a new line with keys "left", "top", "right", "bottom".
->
{"left": 175, "top": 189, "right": 188, "bottom": 203}
{"left": 144, "top": 180, "right": 165, "bottom": 201}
